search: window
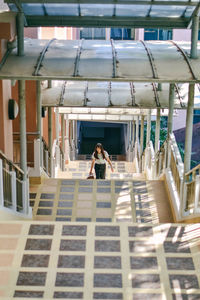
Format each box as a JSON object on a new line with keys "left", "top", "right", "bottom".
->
{"left": 144, "top": 29, "right": 172, "bottom": 40}
{"left": 110, "top": 28, "right": 133, "bottom": 40}
{"left": 80, "top": 28, "right": 106, "bottom": 39}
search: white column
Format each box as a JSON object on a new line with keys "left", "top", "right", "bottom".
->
{"left": 155, "top": 108, "right": 161, "bottom": 153}
{"left": 19, "top": 80, "right": 27, "bottom": 177}
{"left": 48, "top": 107, "right": 52, "bottom": 176}
{"left": 36, "top": 81, "right": 42, "bottom": 166}
{"left": 167, "top": 84, "right": 175, "bottom": 167}
{"left": 184, "top": 84, "right": 195, "bottom": 174}
{"left": 146, "top": 109, "right": 151, "bottom": 146}
{"left": 139, "top": 115, "right": 145, "bottom": 172}
{"left": 65, "top": 114, "right": 70, "bottom": 163}
{"left": 132, "top": 120, "right": 135, "bottom": 146}
{"left": 136, "top": 116, "right": 139, "bottom": 142}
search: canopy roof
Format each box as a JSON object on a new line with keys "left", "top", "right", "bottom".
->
{"left": 1, "top": 39, "right": 200, "bottom": 83}
{"left": 5, "top": 0, "right": 199, "bottom": 28}
{"left": 42, "top": 81, "right": 200, "bottom": 109}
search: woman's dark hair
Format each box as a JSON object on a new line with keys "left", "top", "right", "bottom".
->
{"left": 94, "top": 143, "right": 106, "bottom": 160}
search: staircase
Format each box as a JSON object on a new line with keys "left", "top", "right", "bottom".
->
{"left": 1, "top": 161, "right": 200, "bottom": 299}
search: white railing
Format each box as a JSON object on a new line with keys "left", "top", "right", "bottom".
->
{"left": 142, "top": 133, "right": 200, "bottom": 220}
{"left": 134, "top": 140, "right": 140, "bottom": 173}
{"left": 29, "top": 138, "right": 65, "bottom": 178}
{"left": 185, "top": 164, "right": 200, "bottom": 214}
{"left": 144, "top": 141, "right": 156, "bottom": 180}
{"left": 0, "top": 151, "right": 31, "bottom": 218}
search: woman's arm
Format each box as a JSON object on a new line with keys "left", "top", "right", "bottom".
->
{"left": 107, "top": 157, "right": 114, "bottom": 172}
{"left": 89, "top": 159, "right": 95, "bottom": 174}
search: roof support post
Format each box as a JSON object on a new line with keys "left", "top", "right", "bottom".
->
{"left": 36, "top": 81, "right": 42, "bottom": 167}
{"left": 167, "top": 83, "right": 175, "bottom": 167}
{"left": 19, "top": 80, "right": 27, "bottom": 177}
{"left": 146, "top": 109, "right": 151, "bottom": 146}
{"left": 139, "top": 115, "right": 144, "bottom": 172}
{"left": 72, "top": 120, "right": 77, "bottom": 160}
{"left": 155, "top": 108, "right": 160, "bottom": 153}
{"left": 16, "top": 12, "right": 24, "bottom": 56}
{"left": 55, "top": 107, "right": 59, "bottom": 144}
{"left": 136, "top": 116, "right": 139, "bottom": 143}
{"left": 61, "top": 114, "right": 65, "bottom": 170}
{"left": 167, "top": 84, "right": 175, "bottom": 135}
{"left": 184, "top": 83, "right": 195, "bottom": 174}
{"left": 190, "top": 14, "right": 199, "bottom": 59}
{"left": 65, "top": 114, "right": 70, "bottom": 164}
{"left": 127, "top": 121, "right": 132, "bottom": 162}
{"left": 48, "top": 80, "right": 52, "bottom": 88}
{"left": 48, "top": 107, "right": 52, "bottom": 176}
{"left": 132, "top": 120, "right": 135, "bottom": 146}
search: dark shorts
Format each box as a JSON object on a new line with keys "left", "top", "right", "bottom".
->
{"left": 95, "top": 163, "right": 106, "bottom": 179}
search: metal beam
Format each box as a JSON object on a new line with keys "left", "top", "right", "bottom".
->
{"left": 184, "top": 83, "right": 195, "bottom": 174}
{"left": 5, "top": 0, "right": 199, "bottom": 6}
{"left": 33, "top": 38, "right": 56, "bottom": 76}
{"left": 24, "top": 16, "right": 189, "bottom": 29}
{"left": 187, "top": 2, "right": 200, "bottom": 28}
{"left": 16, "top": 12, "right": 24, "bottom": 56}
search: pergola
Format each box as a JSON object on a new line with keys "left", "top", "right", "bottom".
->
{"left": 1, "top": 0, "right": 200, "bottom": 177}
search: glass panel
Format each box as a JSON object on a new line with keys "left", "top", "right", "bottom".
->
{"left": 150, "top": 5, "right": 186, "bottom": 18}
{"left": 22, "top": 4, "right": 44, "bottom": 16}
{"left": 116, "top": 5, "right": 149, "bottom": 17}
{"left": 80, "top": 4, "right": 113, "bottom": 17}
{"left": 45, "top": 4, "right": 79, "bottom": 16}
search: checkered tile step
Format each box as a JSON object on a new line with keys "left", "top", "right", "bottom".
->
{"left": 30, "top": 179, "right": 171, "bottom": 223}
{"left": 56, "top": 161, "right": 141, "bottom": 180}
{"left": 0, "top": 222, "right": 200, "bottom": 299}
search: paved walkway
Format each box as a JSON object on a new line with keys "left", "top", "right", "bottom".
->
{"left": 0, "top": 221, "right": 200, "bottom": 299}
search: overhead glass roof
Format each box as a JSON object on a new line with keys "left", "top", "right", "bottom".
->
{"left": 4, "top": 0, "right": 199, "bottom": 28}
{"left": 1, "top": 39, "right": 200, "bottom": 83}
{"left": 42, "top": 81, "right": 200, "bottom": 109}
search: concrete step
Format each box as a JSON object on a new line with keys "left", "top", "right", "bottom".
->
{"left": 0, "top": 221, "right": 200, "bottom": 299}
{"left": 29, "top": 178, "right": 173, "bottom": 223}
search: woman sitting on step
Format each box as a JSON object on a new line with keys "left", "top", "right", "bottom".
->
{"left": 89, "top": 143, "right": 114, "bottom": 179}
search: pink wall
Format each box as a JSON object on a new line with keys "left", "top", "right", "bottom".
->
{"left": 173, "top": 29, "right": 191, "bottom": 41}
{"left": 0, "top": 80, "right": 13, "bottom": 160}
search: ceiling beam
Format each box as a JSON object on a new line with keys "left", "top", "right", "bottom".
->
{"left": 187, "top": 2, "right": 200, "bottom": 29}
{"left": 25, "top": 16, "right": 189, "bottom": 28}
{"left": 4, "top": 0, "right": 199, "bottom": 6}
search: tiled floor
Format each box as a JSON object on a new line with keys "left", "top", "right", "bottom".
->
{"left": 0, "top": 221, "right": 200, "bottom": 299}
{"left": 30, "top": 178, "right": 173, "bottom": 223}
{"left": 56, "top": 161, "right": 144, "bottom": 180}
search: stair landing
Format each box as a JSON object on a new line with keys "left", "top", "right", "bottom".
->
{"left": 30, "top": 178, "right": 173, "bottom": 223}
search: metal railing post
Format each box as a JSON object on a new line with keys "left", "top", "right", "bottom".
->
{"left": 10, "top": 171, "right": 17, "bottom": 211}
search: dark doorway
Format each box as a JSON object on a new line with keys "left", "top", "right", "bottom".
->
{"left": 78, "top": 121, "right": 126, "bottom": 155}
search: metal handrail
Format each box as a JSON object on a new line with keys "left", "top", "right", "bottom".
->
{"left": 0, "top": 150, "right": 24, "bottom": 178}
{"left": 185, "top": 163, "right": 200, "bottom": 177}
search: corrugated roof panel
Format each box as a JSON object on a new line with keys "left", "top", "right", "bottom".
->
{"left": 147, "top": 41, "right": 194, "bottom": 81}
{"left": 114, "top": 41, "right": 153, "bottom": 79}
{"left": 78, "top": 40, "right": 113, "bottom": 78}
